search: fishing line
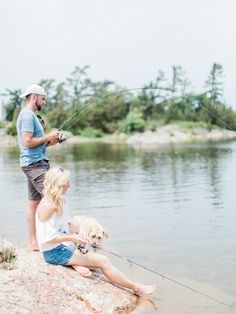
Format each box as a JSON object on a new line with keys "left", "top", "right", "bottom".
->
{"left": 63, "top": 92, "right": 131, "bottom": 132}
{"left": 58, "top": 87, "right": 174, "bottom": 131}
{"left": 64, "top": 231, "right": 235, "bottom": 311}
{"left": 58, "top": 87, "right": 234, "bottom": 134}
{"left": 98, "top": 246, "right": 235, "bottom": 311}
{"left": 198, "top": 103, "right": 233, "bottom": 130}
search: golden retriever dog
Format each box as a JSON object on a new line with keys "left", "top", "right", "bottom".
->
{"left": 68, "top": 215, "right": 109, "bottom": 252}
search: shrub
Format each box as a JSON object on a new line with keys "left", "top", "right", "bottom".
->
{"left": 118, "top": 110, "right": 145, "bottom": 134}
{"left": 6, "top": 122, "right": 17, "bottom": 136}
{"left": 47, "top": 105, "right": 69, "bottom": 129}
{"left": 79, "top": 127, "right": 104, "bottom": 138}
{"left": 146, "top": 120, "right": 158, "bottom": 132}
{"left": 0, "top": 238, "right": 17, "bottom": 270}
{"left": 0, "top": 120, "right": 6, "bottom": 128}
{"left": 0, "top": 246, "right": 16, "bottom": 264}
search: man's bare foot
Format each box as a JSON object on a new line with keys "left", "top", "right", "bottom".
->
{"left": 133, "top": 284, "right": 156, "bottom": 296}
{"left": 72, "top": 266, "right": 92, "bottom": 277}
{"left": 27, "top": 242, "right": 40, "bottom": 251}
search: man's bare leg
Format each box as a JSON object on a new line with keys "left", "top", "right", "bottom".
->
{"left": 27, "top": 200, "right": 40, "bottom": 251}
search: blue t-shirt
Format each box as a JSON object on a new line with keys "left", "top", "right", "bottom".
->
{"left": 16, "top": 107, "right": 49, "bottom": 167}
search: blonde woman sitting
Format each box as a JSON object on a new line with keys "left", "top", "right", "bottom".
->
{"left": 36, "top": 166, "right": 156, "bottom": 296}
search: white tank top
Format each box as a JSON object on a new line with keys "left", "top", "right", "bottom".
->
{"left": 36, "top": 207, "right": 73, "bottom": 252}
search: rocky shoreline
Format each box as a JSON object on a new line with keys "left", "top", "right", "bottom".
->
{"left": 1, "top": 124, "right": 236, "bottom": 148}
{"left": 0, "top": 243, "right": 156, "bottom": 314}
{"left": 1, "top": 242, "right": 234, "bottom": 314}
{"left": 58, "top": 124, "right": 236, "bottom": 147}
{"left": 126, "top": 124, "right": 236, "bottom": 147}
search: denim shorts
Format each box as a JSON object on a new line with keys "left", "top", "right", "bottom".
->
{"left": 43, "top": 244, "right": 76, "bottom": 266}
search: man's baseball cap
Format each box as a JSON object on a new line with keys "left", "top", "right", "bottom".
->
{"left": 20, "top": 84, "right": 46, "bottom": 99}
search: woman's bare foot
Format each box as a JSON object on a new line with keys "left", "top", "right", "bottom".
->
{"left": 72, "top": 266, "right": 92, "bottom": 277}
{"left": 133, "top": 284, "right": 156, "bottom": 296}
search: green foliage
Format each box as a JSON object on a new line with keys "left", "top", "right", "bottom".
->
{"left": 0, "top": 238, "right": 17, "bottom": 270}
{"left": 6, "top": 107, "right": 20, "bottom": 136}
{"left": 164, "top": 105, "right": 184, "bottom": 123}
{"left": 205, "top": 63, "right": 224, "bottom": 103}
{"left": 0, "top": 245, "right": 16, "bottom": 263}
{"left": 132, "top": 82, "right": 167, "bottom": 120}
{"left": 47, "top": 105, "right": 69, "bottom": 129}
{"left": 118, "top": 110, "right": 145, "bottom": 134}
{"left": 84, "top": 95, "right": 129, "bottom": 133}
{"left": 195, "top": 96, "right": 236, "bottom": 130}
{"left": 6, "top": 122, "right": 17, "bottom": 136}
{"left": 146, "top": 120, "right": 158, "bottom": 131}
{"left": 79, "top": 127, "right": 104, "bottom": 138}
{"left": 39, "top": 80, "right": 70, "bottom": 116}
{"left": 2, "top": 89, "right": 22, "bottom": 121}
{"left": 0, "top": 120, "right": 6, "bottom": 128}
{"left": 2, "top": 64, "right": 236, "bottom": 136}
{"left": 179, "top": 121, "right": 209, "bottom": 130}
{"left": 66, "top": 65, "right": 91, "bottom": 107}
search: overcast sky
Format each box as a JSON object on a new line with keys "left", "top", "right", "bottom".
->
{"left": 1, "top": 0, "right": 236, "bottom": 107}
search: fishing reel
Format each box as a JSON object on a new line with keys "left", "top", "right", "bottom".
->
{"left": 57, "top": 132, "right": 67, "bottom": 143}
{"left": 77, "top": 243, "right": 89, "bottom": 254}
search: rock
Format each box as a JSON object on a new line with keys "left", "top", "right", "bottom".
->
{"left": 1, "top": 124, "right": 236, "bottom": 149}
{"left": 0, "top": 245, "right": 154, "bottom": 314}
{"left": 127, "top": 124, "right": 236, "bottom": 147}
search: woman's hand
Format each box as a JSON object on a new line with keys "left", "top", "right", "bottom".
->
{"left": 71, "top": 233, "right": 88, "bottom": 245}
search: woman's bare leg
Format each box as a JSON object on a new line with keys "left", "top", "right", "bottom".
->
{"left": 68, "top": 250, "right": 155, "bottom": 295}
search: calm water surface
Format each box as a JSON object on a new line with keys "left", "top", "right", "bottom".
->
{"left": 0, "top": 141, "right": 236, "bottom": 310}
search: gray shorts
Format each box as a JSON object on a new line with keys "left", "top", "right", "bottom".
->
{"left": 21, "top": 160, "right": 50, "bottom": 201}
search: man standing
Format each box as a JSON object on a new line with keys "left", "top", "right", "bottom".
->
{"left": 17, "top": 84, "right": 59, "bottom": 251}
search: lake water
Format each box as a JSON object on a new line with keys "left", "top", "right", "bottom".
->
{"left": 0, "top": 141, "right": 236, "bottom": 313}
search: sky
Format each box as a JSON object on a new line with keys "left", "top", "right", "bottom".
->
{"left": 1, "top": 0, "right": 236, "bottom": 112}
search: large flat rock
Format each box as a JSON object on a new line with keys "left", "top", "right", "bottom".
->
{"left": 0, "top": 247, "right": 154, "bottom": 314}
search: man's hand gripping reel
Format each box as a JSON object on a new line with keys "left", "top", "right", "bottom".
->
{"left": 57, "top": 130, "right": 67, "bottom": 143}
{"left": 46, "top": 130, "right": 67, "bottom": 146}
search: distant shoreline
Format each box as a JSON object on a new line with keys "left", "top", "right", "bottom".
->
{"left": 1, "top": 123, "right": 236, "bottom": 148}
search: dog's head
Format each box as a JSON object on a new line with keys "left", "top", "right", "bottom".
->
{"left": 88, "top": 225, "right": 109, "bottom": 250}
{"left": 68, "top": 215, "right": 109, "bottom": 251}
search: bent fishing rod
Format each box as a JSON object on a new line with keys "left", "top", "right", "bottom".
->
{"left": 55, "top": 86, "right": 234, "bottom": 143}
{"left": 58, "top": 86, "right": 174, "bottom": 132}
{"left": 56, "top": 86, "right": 179, "bottom": 141}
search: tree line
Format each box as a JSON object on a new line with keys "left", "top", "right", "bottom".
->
{"left": 2, "top": 63, "right": 236, "bottom": 137}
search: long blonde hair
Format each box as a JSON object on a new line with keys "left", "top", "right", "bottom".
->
{"left": 43, "top": 166, "right": 70, "bottom": 214}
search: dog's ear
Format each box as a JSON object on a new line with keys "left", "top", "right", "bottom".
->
{"left": 103, "top": 227, "right": 109, "bottom": 238}
{"left": 88, "top": 227, "right": 95, "bottom": 238}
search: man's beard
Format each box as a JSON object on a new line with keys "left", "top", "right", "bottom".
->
{"left": 35, "top": 101, "right": 42, "bottom": 111}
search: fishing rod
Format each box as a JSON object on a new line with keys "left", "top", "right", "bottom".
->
{"left": 56, "top": 86, "right": 234, "bottom": 142}
{"left": 56, "top": 87, "right": 176, "bottom": 141}
{"left": 58, "top": 86, "right": 174, "bottom": 132}
{"left": 64, "top": 231, "right": 235, "bottom": 311}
